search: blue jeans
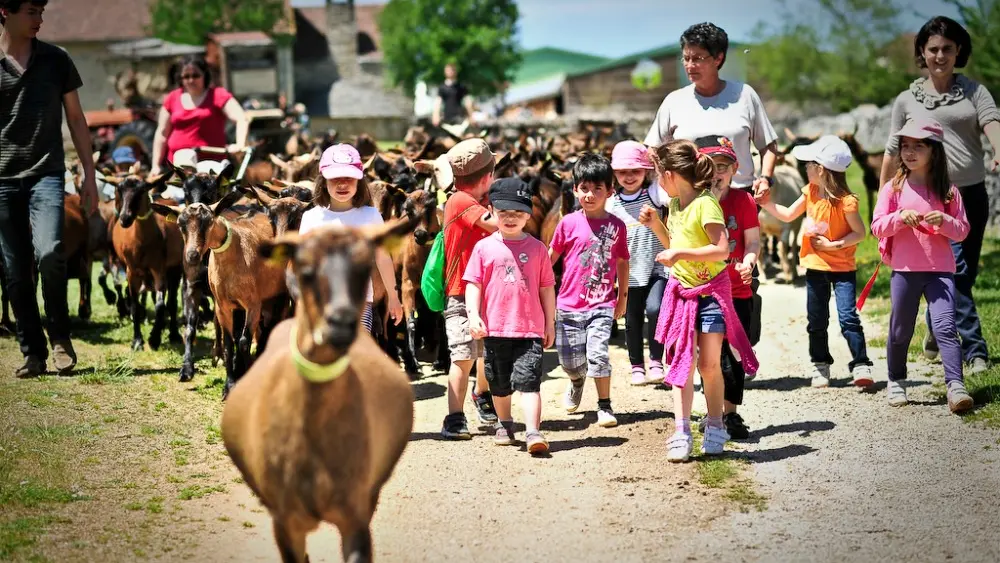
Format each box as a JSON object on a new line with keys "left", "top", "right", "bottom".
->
{"left": 805, "top": 269, "right": 872, "bottom": 370}
{"left": 0, "top": 175, "right": 69, "bottom": 360}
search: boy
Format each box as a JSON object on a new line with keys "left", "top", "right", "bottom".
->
{"left": 441, "top": 138, "right": 499, "bottom": 439}
{"left": 695, "top": 135, "right": 760, "bottom": 439}
{"left": 465, "top": 177, "right": 556, "bottom": 454}
{"left": 549, "top": 153, "right": 630, "bottom": 427}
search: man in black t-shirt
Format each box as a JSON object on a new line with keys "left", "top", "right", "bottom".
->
{"left": 432, "top": 62, "right": 475, "bottom": 127}
{"left": 0, "top": 0, "right": 99, "bottom": 378}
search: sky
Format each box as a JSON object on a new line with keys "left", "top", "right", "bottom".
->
{"left": 291, "top": 0, "right": 962, "bottom": 59}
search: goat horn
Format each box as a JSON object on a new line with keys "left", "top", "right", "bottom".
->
{"left": 101, "top": 175, "right": 122, "bottom": 186}
{"left": 269, "top": 154, "right": 291, "bottom": 170}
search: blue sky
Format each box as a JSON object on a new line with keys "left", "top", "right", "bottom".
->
{"left": 291, "top": 0, "right": 961, "bottom": 59}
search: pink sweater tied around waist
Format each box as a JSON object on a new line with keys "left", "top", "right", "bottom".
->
{"left": 654, "top": 274, "right": 759, "bottom": 387}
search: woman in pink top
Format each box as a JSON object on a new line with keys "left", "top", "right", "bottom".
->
{"left": 150, "top": 56, "right": 248, "bottom": 175}
{"left": 871, "top": 117, "right": 973, "bottom": 414}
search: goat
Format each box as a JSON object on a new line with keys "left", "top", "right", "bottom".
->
{"left": 269, "top": 149, "right": 320, "bottom": 183}
{"left": 838, "top": 131, "right": 882, "bottom": 225}
{"left": 62, "top": 194, "right": 94, "bottom": 321}
{"left": 222, "top": 218, "right": 416, "bottom": 563}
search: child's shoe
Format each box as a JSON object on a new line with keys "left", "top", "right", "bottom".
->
{"left": 597, "top": 407, "right": 618, "bottom": 428}
{"left": 811, "top": 363, "right": 831, "bottom": 388}
{"left": 471, "top": 384, "right": 498, "bottom": 425}
{"left": 946, "top": 380, "right": 974, "bottom": 413}
{"left": 851, "top": 364, "right": 874, "bottom": 388}
{"left": 701, "top": 425, "right": 730, "bottom": 456}
{"left": 647, "top": 361, "right": 666, "bottom": 385}
{"left": 563, "top": 380, "right": 584, "bottom": 413}
{"left": 666, "top": 432, "right": 693, "bottom": 462}
{"left": 525, "top": 430, "right": 549, "bottom": 455}
{"left": 493, "top": 421, "right": 516, "bottom": 445}
{"left": 630, "top": 364, "right": 647, "bottom": 386}
{"left": 886, "top": 380, "right": 908, "bottom": 407}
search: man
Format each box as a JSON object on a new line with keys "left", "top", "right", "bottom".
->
{"left": 0, "top": 0, "right": 99, "bottom": 377}
{"left": 431, "top": 62, "right": 475, "bottom": 132}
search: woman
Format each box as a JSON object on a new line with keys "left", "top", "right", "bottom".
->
{"left": 643, "top": 22, "right": 781, "bottom": 197}
{"left": 880, "top": 16, "right": 1000, "bottom": 375}
{"left": 150, "top": 56, "right": 248, "bottom": 175}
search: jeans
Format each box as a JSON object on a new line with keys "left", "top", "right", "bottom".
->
{"left": 0, "top": 174, "right": 69, "bottom": 360}
{"left": 890, "top": 272, "right": 962, "bottom": 384}
{"left": 926, "top": 182, "right": 988, "bottom": 363}
{"left": 624, "top": 276, "right": 666, "bottom": 366}
{"left": 805, "top": 269, "right": 872, "bottom": 370}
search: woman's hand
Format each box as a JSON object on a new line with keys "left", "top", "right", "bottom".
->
{"left": 923, "top": 210, "right": 944, "bottom": 226}
{"left": 899, "top": 209, "right": 922, "bottom": 228}
{"left": 150, "top": 165, "right": 162, "bottom": 177}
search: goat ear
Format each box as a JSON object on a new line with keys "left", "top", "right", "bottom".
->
{"left": 258, "top": 236, "right": 299, "bottom": 266}
{"left": 248, "top": 186, "right": 274, "bottom": 206}
{"left": 495, "top": 152, "right": 511, "bottom": 170}
{"left": 269, "top": 154, "right": 290, "bottom": 170}
{"left": 147, "top": 168, "right": 174, "bottom": 189}
{"left": 258, "top": 182, "right": 283, "bottom": 197}
{"left": 211, "top": 189, "right": 245, "bottom": 215}
{"left": 216, "top": 159, "right": 235, "bottom": 181}
{"left": 151, "top": 202, "right": 184, "bottom": 223}
{"left": 170, "top": 163, "right": 189, "bottom": 183}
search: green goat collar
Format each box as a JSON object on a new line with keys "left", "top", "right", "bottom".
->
{"left": 290, "top": 326, "right": 351, "bottom": 383}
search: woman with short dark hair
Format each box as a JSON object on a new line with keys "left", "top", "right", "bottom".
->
{"left": 880, "top": 16, "right": 1000, "bottom": 374}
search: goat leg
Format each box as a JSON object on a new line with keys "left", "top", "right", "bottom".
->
{"left": 402, "top": 313, "right": 421, "bottom": 378}
{"left": 228, "top": 309, "right": 249, "bottom": 393}
{"left": 98, "top": 258, "right": 116, "bottom": 305}
{"left": 179, "top": 278, "right": 199, "bottom": 382}
{"left": 167, "top": 268, "right": 183, "bottom": 345}
{"left": 221, "top": 329, "right": 237, "bottom": 401}
{"left": 342, "top": 527, "right": 373, "bottom": 563}
{"left": 127, "top": 275, "right": 144, "bottom": 351}
{"left": 148, "top": 277, "right": 168, "bottom": 351}
{"left": 78, "top": 256, "right": 92, "bottom": 322}
{"left": 273, "top": 519, "right": 309, "bottom": 563}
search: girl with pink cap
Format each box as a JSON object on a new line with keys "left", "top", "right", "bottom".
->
{"left": 606, "top": 140, "right": 671, "bottom": 386}
{"left": 298, "top": 143, "right": 403, "bottom": 333}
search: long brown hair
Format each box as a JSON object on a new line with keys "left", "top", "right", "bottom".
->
{"left": 649, "top": 140, "right": 715, "bottom": 192}
{"left": 813, "top": 165, "right": 853, "bottom": 201}
{"left": 892, "top": 138, "right": 952, "bottom": 203}
{"left": 312, "top": 174, "right": 374, "bottom": 209}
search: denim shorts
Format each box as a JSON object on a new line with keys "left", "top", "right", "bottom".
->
{"left": 696, "top": 296, "right": 726, "bottom": 334}
{"left": 484, "top": 337, "right": 544, "bottom": 397}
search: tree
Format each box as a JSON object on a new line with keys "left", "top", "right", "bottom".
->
{"left": 947, "top": 0, "right": 1000, "bottom": 92}
{"left": 378, "top": 0, "right": 521, "bottom": 97}
{"left": 748, "top": 0, "right": 917, "bottom": 112}
{"left": 149, "top": 0, "right": 286, "bottom": 46}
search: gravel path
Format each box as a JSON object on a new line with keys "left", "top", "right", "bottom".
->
{"left": 194, "top": 282, "right": 1000, "bottom": 562}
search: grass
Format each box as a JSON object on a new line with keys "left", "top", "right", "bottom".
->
{"left": 692, "top": 434, "right": 768, "bottom": 513}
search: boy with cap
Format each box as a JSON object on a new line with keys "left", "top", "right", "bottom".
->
{"left": 464, "top": 177, "right": 556, "bottom": 454}
{"left": 441, "top": 138, "right": 500, "bottom": 439}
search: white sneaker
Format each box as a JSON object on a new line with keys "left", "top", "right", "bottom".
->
{"left": 887, "top": 380, "right": 908, "bottom": 406}
{"left": 851, "top": 364, "right": 874, "bottom": 387}
{"left": 597, "top": 407, "right": 618, "bottom": 428}
{"left": 563, "top": 381, "right": 584, "bottom": 413}
{"left": 811, "top": 363, "right": 831, "bottom": 388}
{"left": 701, "top": 425, "right": 730, "bottom": 456}
{"left": 666, "top": 432, "right": 693, "bottom": 462}
{"left": 967, "top": 358, "right": 989, "bottom": 376}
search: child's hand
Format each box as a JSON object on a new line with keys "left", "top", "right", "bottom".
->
{"left": 638, "top": 205, "right": 659, "bottom": 227}
{"left": 923, "top": 210, "right": 944, "bottom": 226}
{"left": 734, "top": 260, "right": 753, "bottom": 285}
{"left": 810, "top": 235, "right": 838, "bottom": 251}
{"left": 656, "top": 248, "right": 680, "bottom": 267}
{"left": 469, "top": 316, "right": 487, "bottom": 339}
{"left": 754, "top": 187, "right": 771, "bottom": 205}
{"left": 387, "top": 295, "right": 404, "bottom": 325}
{"left": 543, "top": 323, "right": 555, "bottom": 349}
{"left": 613, "top": 296, "right": 627, "bottom": 320}
{"left": 899, "top": 209, "right": 923, "bottom": 227}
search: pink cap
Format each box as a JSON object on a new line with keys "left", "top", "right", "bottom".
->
{"left": 611, "top": 140, "right": 653, "bottom": 170}
{"left": 319, "top": 144, "right": 364, "bottom": 180}
{"left": 894, "top": 117, "right": 944, "bottom": 144}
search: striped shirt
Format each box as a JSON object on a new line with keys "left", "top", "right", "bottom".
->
{"left": 606, "top": 185, "right": 670, "bottom": 287}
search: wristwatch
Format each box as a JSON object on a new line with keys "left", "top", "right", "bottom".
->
{"left": 760, "top": 175, "right": 774, "bottom": 187}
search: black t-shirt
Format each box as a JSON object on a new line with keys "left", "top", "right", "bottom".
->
{"left": 438, "top": 81, "right": 468, "bottom": 124}
{"left": 0, "top": 39, "right": 83, "bottom": 180}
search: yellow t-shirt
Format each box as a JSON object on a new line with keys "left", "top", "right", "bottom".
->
{"left": 667, "top": 191, "right": 727, "bottom": 288}
{"left": 799, "top": 184, "right": 860, "bottom": 272}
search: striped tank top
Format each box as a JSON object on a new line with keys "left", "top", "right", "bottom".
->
{"left": 607, "top": 187, "right": 668, "bottom": 287}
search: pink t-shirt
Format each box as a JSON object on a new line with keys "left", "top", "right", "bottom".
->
{"left": 162, "top": 87, "right": 234, "bottom": 165}
{"left": 463, "top": 232, "right": 555, "bottom": 339}
{"left": 550, "top": 211, "right": 630, "bottom": 311}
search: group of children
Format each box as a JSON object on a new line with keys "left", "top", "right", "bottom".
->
{"left": 297, "top": 113, "right": 976, "bottom": 460}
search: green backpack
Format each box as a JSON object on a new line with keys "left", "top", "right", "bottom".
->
{"left": 421, "top": 205, "right": 476, "bottom": 312}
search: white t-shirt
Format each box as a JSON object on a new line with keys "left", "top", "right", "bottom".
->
{"left": 299, "top": 205, "right": 384, "bottom": 302}
{"left": 643, "top": 80, "right": 778, "bottom": 188}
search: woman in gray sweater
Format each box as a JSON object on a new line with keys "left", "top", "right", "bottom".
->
{"left": 880, "top": 16, "right": 1000, "bottom": 375}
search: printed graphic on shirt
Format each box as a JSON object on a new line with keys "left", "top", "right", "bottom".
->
{"left": 727, "top": 214, "right": 739, "bottom": 253}
{"left": 577, "top": 222, "right": 622, "bottom": 304}
{"left": 498, "top": 258, "right": 529, "bottom": 292}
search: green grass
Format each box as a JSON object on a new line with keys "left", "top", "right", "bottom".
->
{"left": 692, "top": 434, "right": 768, "bottom": 512}
{"left": 376, "top": 140, "right": 404, "bottom": 151}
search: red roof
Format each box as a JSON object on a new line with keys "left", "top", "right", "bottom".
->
{"left": 39, "top": 0, "right": 152, "bottom": 43}
{"left": 296, "top": 4, "right": 384, "bottom": 49}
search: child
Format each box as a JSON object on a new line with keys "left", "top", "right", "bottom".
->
{"left": 549, "top": 153, "right": 630, "bottom": 428}
{"left": 298, "top": 143, "right": 403, "bottom": 335}
{"left": 607, "top": 140, "right": 670, "bottom": 386}
{"left": 758, "top": 135, "right": 874, "bottom": 388}
{"left": 870, "top": 117, "right": 973, "bottom": 413}
{"left": 464, "top": 177, "right": 556, "bottom": 454}
{"left": 440, "top": 138, "right": 499, "bottom": 439}
{"left": 639, "top": 140, "right": 758, "bottom": 462}
{"left": 696, "top": 135, "right": 760, "bottom": 440}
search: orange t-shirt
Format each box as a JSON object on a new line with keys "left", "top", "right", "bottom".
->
{"left": 799, "top": 184, "right": 860, "bottom": 272}
{"left": 444, "top": 190, "right": 489, "bottom": 297}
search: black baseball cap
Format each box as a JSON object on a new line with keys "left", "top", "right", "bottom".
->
{"left": 488, "top": 177, "right": 533, "bottom": 213}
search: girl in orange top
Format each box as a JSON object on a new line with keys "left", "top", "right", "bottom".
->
{"left": 758, "top": 136, "right": 874, "bottom": 388}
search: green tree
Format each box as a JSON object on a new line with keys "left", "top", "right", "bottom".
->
{"left": 149, "top": 0, "right": 286, "bottom": 46}
{"left": 749, "top": 0, "right": 917, "bottom": 111}
{"left": 947, "top": 0, "right": 1000, "bottom": 91}
{"left": 378, "top": 0, "right": 521, "bottom": 97}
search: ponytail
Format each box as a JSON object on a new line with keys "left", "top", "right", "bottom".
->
{"left": 649, "top": 140, "right": 716, "bottom": 192}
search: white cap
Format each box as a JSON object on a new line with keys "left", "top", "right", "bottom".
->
{"left": 790, "top": 135, "right": 853, "bottom": 173}
{"left": 196, "top": 160, "right": 226, "bottom": 176}
{"left": 172, "top": 148, "right": 198, "bottom": 169}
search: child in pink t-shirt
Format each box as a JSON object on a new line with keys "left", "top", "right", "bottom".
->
{"left": 465, "top": 178, "right": 556, "bottom": 454}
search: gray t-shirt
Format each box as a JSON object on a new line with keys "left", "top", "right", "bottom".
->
{"left": 0, "top": 39, "right": 83, "bottom": 180}
{"left": 885, "top": 75, "right": 1000, "bottom": 187}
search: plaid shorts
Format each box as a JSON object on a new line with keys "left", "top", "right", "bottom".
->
{"left": 555, "top": 308, "right": 614, "bottom": 380}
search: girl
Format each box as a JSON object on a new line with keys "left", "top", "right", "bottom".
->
{"left": 871, "top": 117, "right": 973, "bottom": 413}
{"left": 607, "top": 140, "right": 669, "bottom": 386}
{"left": 298, "top": 143, "right": 403, "bottom": 333}
{"left": 639, "top": 140, "right": 758, "bottom": 462}
{"left": 759, "top": 135, "right": 873, "bottom": 388}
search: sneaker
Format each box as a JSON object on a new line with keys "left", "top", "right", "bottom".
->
{"left": 471, "top": 385, "right": 498, "bottom": 425}
{"left": 51, "top": 340, "right": 77, "bottom": 375}
{"left": 630, "top": 365, "right": 647, "bottom": 386}
{"left": 647, "top": 361, "right": 666, "bottom": 385}
{"left": 923, "top": 332, "right": 939, "bottom": 361}
{"left": 851, "top": 364, "right": 874, "bottom": 388}
{"left": 666, "top": 432, "right": 693, "bottom": 462}
{"left": 440, "top": 413, "right": 472, "bottom": 440}
{"left": 701, "top": 425, "right": 730, "bottom": 455}
{"left": 967, "top": 357, "right": 989, "bottom": 376}
{"left": 744, "top": 369, "right": 757, "bottom": 382}
{"left": 563, "top": 381, "right": 584, "bottom": 413}
{"left": 525, "top": 430, "right": 549, "bottom": 455}
{"left": 811, "top": 363, "right": 831, "bottom": 388}
{"left": 597, "top": 406, "right": 618, "bottom": 428}
{"left": 493, "top": 421, "right": 515, "bottom": 446}
{"left": 15, "top": 356, "right": 46, "bottom": 378}
{"left": 886, "top": 380, "right": 908, "bottom": 407}
{"left": 724, "top": 412, "right": 750, "bottom": 440}
{"left": 697, "top": 417, "right": 708, "bottom": 433}
{"left": 946, "top": 380, "right": 974, "bottom": 413}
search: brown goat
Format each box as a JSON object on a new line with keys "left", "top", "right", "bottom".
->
{"left": 222, "top": 219, "right": 415, "bottom": 563}
{"left": 269, "top": 149, "right": 320, "bottom": 183}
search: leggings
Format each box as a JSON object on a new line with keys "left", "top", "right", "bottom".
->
{"left": 890, "top": 271, "right": 962, "bottom": 384}
{"left": 624, "top": 277, "right": 666, "bottom": 366}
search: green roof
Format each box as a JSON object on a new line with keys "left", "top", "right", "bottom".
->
{"left": 513, "top": 47, "right": 610, "bottom": 85}
{"left": 567, "top": 41, "right": 750, "bottom": 78}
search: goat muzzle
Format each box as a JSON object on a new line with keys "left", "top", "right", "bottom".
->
{"left": 413, "top": 228, "right": 430, "bottom": 246}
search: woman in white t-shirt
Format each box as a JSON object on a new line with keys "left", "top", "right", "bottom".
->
{"left": 298, "top": 143, "right": 403, "bottom": 333}
{"left": 644, "top": 22, "right": 781, "bottom": 196}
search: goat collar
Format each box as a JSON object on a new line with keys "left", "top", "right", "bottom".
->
{"left": 211, "top": 217, "right": 233, "bottom": 254}
{"left": 290, "top": 326, "right": 351, "bottom": 383}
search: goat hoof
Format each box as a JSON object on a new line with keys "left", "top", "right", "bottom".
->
{"left": 149, "top": 334, "right": 162, "bottom": 351}
{"left": 432, "top": 359, "right": 449, "bottom": 372}
{"left": 179, "top": 364, "right": 195, "bottom": 383}
{"left": 102, "top": 289, "right": 117, "bottom": 305}
{"left": 131, "top": 340, "right": 144, "bottom": 352}
{"left": 78, "top": 305, "right": 92, "bottom": 322}
{"left": 169, "top": 332, "right": 183, "bottom": 346}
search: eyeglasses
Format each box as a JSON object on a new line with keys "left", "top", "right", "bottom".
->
{"left": 713, "top": 163, "right": 732, "bottom": 173}
{"left": 682, "top": 54, "right": 711, "bottom": 65}
{"left": 181, "top": 74, "right": 203, "bottom": 81}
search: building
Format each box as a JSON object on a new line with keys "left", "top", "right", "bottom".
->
{"left": 500, "top": 47, "right": 609, "bottom": 119}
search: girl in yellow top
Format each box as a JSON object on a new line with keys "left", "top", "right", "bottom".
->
{"left": 758, "top": 135, "right": 874, "bottom": 388}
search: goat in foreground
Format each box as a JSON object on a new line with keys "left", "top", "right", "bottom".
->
{"left": 222, "top": 219, "right": 416, "bottom": 563}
